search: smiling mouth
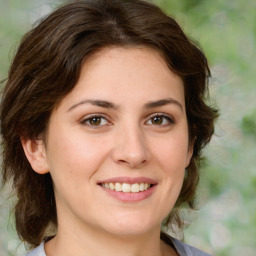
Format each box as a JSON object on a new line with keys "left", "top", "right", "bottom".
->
{"left": 100, "top": 182, "right": 154, "bottom": 193}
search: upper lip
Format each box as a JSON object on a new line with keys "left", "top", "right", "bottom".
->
{"left": 97, "top": 176, "right": 157, "bottom": 184}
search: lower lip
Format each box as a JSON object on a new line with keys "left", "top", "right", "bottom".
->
{"left": 100, "top": 185, "right": 157, "bottom": 202}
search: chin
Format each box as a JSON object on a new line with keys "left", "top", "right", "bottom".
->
{"left": 101, "top": 212, "right": 162, "bottom": 237}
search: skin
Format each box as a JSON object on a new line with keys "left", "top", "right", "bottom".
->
{"left": 22, "top": 47, "right": 193, "bottom": 256}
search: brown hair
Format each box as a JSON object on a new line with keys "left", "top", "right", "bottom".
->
{"left": 0, "top": 0, "right": 218, "bottom": 248}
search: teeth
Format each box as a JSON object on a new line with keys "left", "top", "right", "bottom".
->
{"left": 115, "top": 182, "right": 122, "bottom": 191}
{"left": 139, "top": 183, "right": 145, "bottom": 191}
{"left": 109, "top": 183, "right": 115, "bottom": 190}
{"left": 101, "top": 182, "right": 152, "bottom": 192}
{"left": 122, "top": 183, "right": 131, "bottom": 192}
{"left": 131, "top": 183, "right": 140, "bottom": 193}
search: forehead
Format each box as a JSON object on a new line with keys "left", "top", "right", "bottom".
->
{"left": 56, "top": 46, "right": 185, "bottom": 110}
{"left": 84, "top": 46, "right": 171, "bottom": 75}
{"left": 82, "top": 46, "right": 182, "bottom": 88}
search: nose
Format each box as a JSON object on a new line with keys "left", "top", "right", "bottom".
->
{"left": 111, "top": 125, "right": 150, "bottom": 168}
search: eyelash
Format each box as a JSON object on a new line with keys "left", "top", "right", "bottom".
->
{"left": 80, "top": 113, "right": 175, "bottom": 128}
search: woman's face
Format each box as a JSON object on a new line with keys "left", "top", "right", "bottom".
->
{"left": 29, "top": 47, "right": 193, "bottom": 237}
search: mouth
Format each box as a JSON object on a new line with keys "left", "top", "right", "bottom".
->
{"left": 100, "top": 182, "right": 154, "bottom": 193}
{"left": 97, "top": 177, "right": 157, "bottom": 202}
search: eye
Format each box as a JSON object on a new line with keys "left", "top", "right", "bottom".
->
{"left": 80, "top": 115, "right": 110, "bottom": 127}
{"left": 146, "top": 114, "right": 174, "bottom": 126}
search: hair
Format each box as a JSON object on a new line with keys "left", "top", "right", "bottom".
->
{"left": 0, "top": 0, "right": 218, "bottom": 248}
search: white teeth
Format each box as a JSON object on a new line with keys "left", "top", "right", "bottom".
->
{"left": 139, "top": 183, "right": 145, "bottom": 191}
{"left": 115, "top": 182, "right": 122, "bottom": 192}
{"left": 101, "top": 182, "right": 152, "bottom": 192}
{"left": 131, "top": 183, "right": 140, "bottom": 193}
{"left": 122, "top": 183, "right": 131, "bottom": 192}
{"left": 109, "top": 183, "right": 115, "bottom": 190}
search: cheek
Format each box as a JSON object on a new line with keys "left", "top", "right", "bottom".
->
{"left": 45, "top": 130, "right": 111, "bottom": 188}
{"left": 152, "top": 136, "right": 190, "bottom": 173}
{"left": 152, "top": 140, "right": 187, "bottom": 218}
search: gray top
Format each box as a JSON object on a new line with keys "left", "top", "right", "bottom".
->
{"left": 24, "top": 237, "right": 211, "bottom": 256}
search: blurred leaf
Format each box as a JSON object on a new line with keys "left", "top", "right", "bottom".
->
{"left": 241, "top": 110, "right": 256, "bottom": 138}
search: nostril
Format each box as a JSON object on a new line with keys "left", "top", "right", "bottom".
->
{"left": 118, "top": 159, "right": 127, "bottom": 163}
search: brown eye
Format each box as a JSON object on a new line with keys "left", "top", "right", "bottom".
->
{"left": 151, "top": 116, "right": 164, "bottom": 125}
{"left": 81, "top": 116, "right": 109, "bottom": 127}
{"left": 89, "top": 117, "right": 102, "bottom": 126}
{"left": 146, "top": 114, "right": 174, "bottom": 126}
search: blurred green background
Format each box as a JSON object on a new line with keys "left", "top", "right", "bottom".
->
{"left": 0, "top": 0, "right": 255, "bottom": 255}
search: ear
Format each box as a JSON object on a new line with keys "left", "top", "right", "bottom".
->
{"left": 185, "top": 139, "right": 194, "bottom": 168}
{"left": 21, "top": 138, "right": 49, "bottom": 174}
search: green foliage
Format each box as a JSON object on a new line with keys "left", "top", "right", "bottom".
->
{"left": 241, "top": 110, "right": 256, "bottom": 138}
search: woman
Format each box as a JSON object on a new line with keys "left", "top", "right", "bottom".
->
{"left": 0, "top": 0, "right": 218, "bottom": 255}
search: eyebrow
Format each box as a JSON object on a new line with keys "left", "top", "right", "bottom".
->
{"left": 67, "top": 99, "right": 118, "bottom": 112}
{"left": 67, "top": 97, "right": 183, "bottom": 112}
{"left": 144, "top": 98, "right": 183, "bottom": 112}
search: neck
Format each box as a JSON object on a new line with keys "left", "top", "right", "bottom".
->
{"left": 45, "top": 222, "right": 174, "bottom": 256}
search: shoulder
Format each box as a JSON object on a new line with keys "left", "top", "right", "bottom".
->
{"left": 23, "top": 242, "right": 46, "bottom": 256}
{"left": 161, "top": 232, "right": 212, "bottom": 256}
{"left": 171, "top": 237, "right": 212, "bottom": 256}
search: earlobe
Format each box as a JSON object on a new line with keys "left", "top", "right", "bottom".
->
{"left": 21, "top": 138, "right": 49, "bottom": 174}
